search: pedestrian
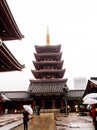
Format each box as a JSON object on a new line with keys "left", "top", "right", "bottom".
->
{"left": 5, "top": 109, "right": 8, "bottom": 114}
{"left": 37, "top": 106, "right": 40, "bottom": 115}
{"left": 23, "top": 109, "right": 29, "bottom": 130}
{"left": 90, "top": 104, "right": 97, "bottom": 130}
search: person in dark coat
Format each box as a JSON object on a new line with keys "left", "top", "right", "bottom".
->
{"left": 37, "top": 106, "right": 40, "bottom": 115}
{"left": 23, "top": 109, "right": 29, "bottom": 130}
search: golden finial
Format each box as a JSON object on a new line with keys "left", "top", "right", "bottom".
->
{"left": 46, "top": 26, "right": 50, "bottom": 46}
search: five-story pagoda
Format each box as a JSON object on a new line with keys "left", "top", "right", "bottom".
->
{"left": 28, "top": 28, "right": 68, "bottom": 109}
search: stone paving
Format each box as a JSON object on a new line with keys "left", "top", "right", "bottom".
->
{"left": 12, "top": 113, "right": 56, "bottom": 130}
{"left": 0, "top": 114, "right": 33, "bottom": 130}
{"left": 55, "top": 113, "right": 95, "bottom": 130}
{"left": 0, "top": 114, "right": 22, "bottom": 127}
{"left": 0, "top": 114, "right": 22, "bottom": 130}
{"left": 0, "top": 112, "right": 96, "bottom": 130}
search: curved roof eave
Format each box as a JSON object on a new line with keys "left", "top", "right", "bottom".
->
{"left": 0, "top": 42, "right": 25, "bottom": 72}
{"left": 0, "top": 0, "right": 24, "bottom": 41}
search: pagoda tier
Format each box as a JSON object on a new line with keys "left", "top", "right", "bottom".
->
{"left": 28, "top": 79, "right": 68, "bottom": 95}
{"left": 33, "top": 60, "right": 64, "bottom": 70}
{"left": 35, "top": 45, "right": 61, "bottom": 53}
{"left": 31, "top": 69, "right": 65, "bottom": 79}
{"left": 34, "top": 52, "right": 62, "bottom": 61}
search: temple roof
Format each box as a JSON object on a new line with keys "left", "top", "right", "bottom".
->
{"left": 28, "top": 79, "right": 68, "bottom": 95}
{"left": 0, "top": 42, "right": 25, "bottom": 72}
{"left": 35, "top": 44, "right": 61, "bottom": 53}
{"left": 0, "top": 91, "right": 33, "bottom": 101}
{"left": 82, "top": 80, "right": 97, "bottom": 97}
{"left": 31, "top": 69, "right": 65, "bottom": 79}
{"left": 33, "top": 60, "right": 64, "bottom": 70}
{"left": 67, "top": 90, "right": 84, "bottom": 99}
{"left": 34, "top": 52, "right": 62, "bottom": 61}
{"left": 0, "top": 0, "right": 24, "bottom": 41}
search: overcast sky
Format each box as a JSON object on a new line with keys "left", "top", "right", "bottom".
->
{"left": 0, "top": 0, "right": 97, "bottom": 91}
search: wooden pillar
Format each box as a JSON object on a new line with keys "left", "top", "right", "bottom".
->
{"left": 61, "top": 99, "right": 65, "bottom": 109}
{"left": 31, "top": 100, "right": 35, "bottom": 109}
{"left": 0, "top": 104, "right": 2, "bottom": 114}
{"left": 18, "top": 103, "right": 22, "bottom": 111}
{"left": 52, "top": 99, "right": 55, "bottom": 109}
{"left": 41, "top": 99, "right": 44, "bottom": 109}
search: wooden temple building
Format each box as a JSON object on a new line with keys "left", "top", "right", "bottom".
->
{"left": 28, "top": 28, "right": 68, "bottom": 109}
{"left": 0, "top": 0, "right": 25, "bottom": 111}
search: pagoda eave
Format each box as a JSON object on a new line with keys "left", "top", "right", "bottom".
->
{"left": 29, "top": 78, "right": 68, "bottom": 83}
{"left": 34, "top": 52, "right": 62, "bottom": 62}
{"left": 34, "top": 52, "right": 62, "bottom": 56}
{"left": 31, "top": 69, "right": 65, "bottom": 79}
{"left": 31, "top": 69, "right": 65, "bottom": 73}
{"left": 33, "top": 60, "right": 64, "bottom": 70}
{"left": 35, "top": 44, "right": 61, "bottom": 53}
{"left": 33, "top": 60, "right": 63, "bottom": 64}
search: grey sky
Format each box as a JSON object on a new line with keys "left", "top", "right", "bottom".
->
{"left": 0, "top": 0, "right": 97, "bottom": 91}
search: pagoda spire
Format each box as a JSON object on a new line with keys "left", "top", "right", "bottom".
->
{"left": 46, "top": 26, "right": 50, "bottom": 46}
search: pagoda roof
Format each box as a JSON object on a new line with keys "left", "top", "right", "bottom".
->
{"left": 29, "top": 78, "right": 67, "bottom": 83}
{"left": 0, "top": 0, "right": 24, "bottom": 41}
{"left": 0, "top": 42, "right": 25, "bottom": 72}
{"left": 34, "top": 52, "right": 62, "bottom": 56}
{"left": 28, "top": 79, "right": 68, "bottom": 95}
{"left": 34, "top": 52, "right": 62, "bottom": 61}
{"left": 33, "top": 60, "right": 64, "bottom": 70}
{"left": 31, "top": 69, "right": 65, "bottom": 79}
{"left": 35, "top": 44, "right": 61, "bottom": 53}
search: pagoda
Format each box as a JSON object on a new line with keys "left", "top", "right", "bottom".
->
{"left": 28, "top": 28, "right": 68, "bottom": 109}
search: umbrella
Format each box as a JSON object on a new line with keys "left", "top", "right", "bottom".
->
{"left": 83, "top": 93, "right": 97, "bottom": 101}
{"left": 87, "top": 105, "right": 92, "bottom": 110}
{"left": 83, "top": 98, "right": 97, "bottom": 105}
{"left": 23, "top": 105, "right": 33, "bottom": 114}
{"left": 74, "top": 105, "right": 78, "bottom": 108}
{"left": 1, "top": 94, "right": 11, "bottom": 101}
